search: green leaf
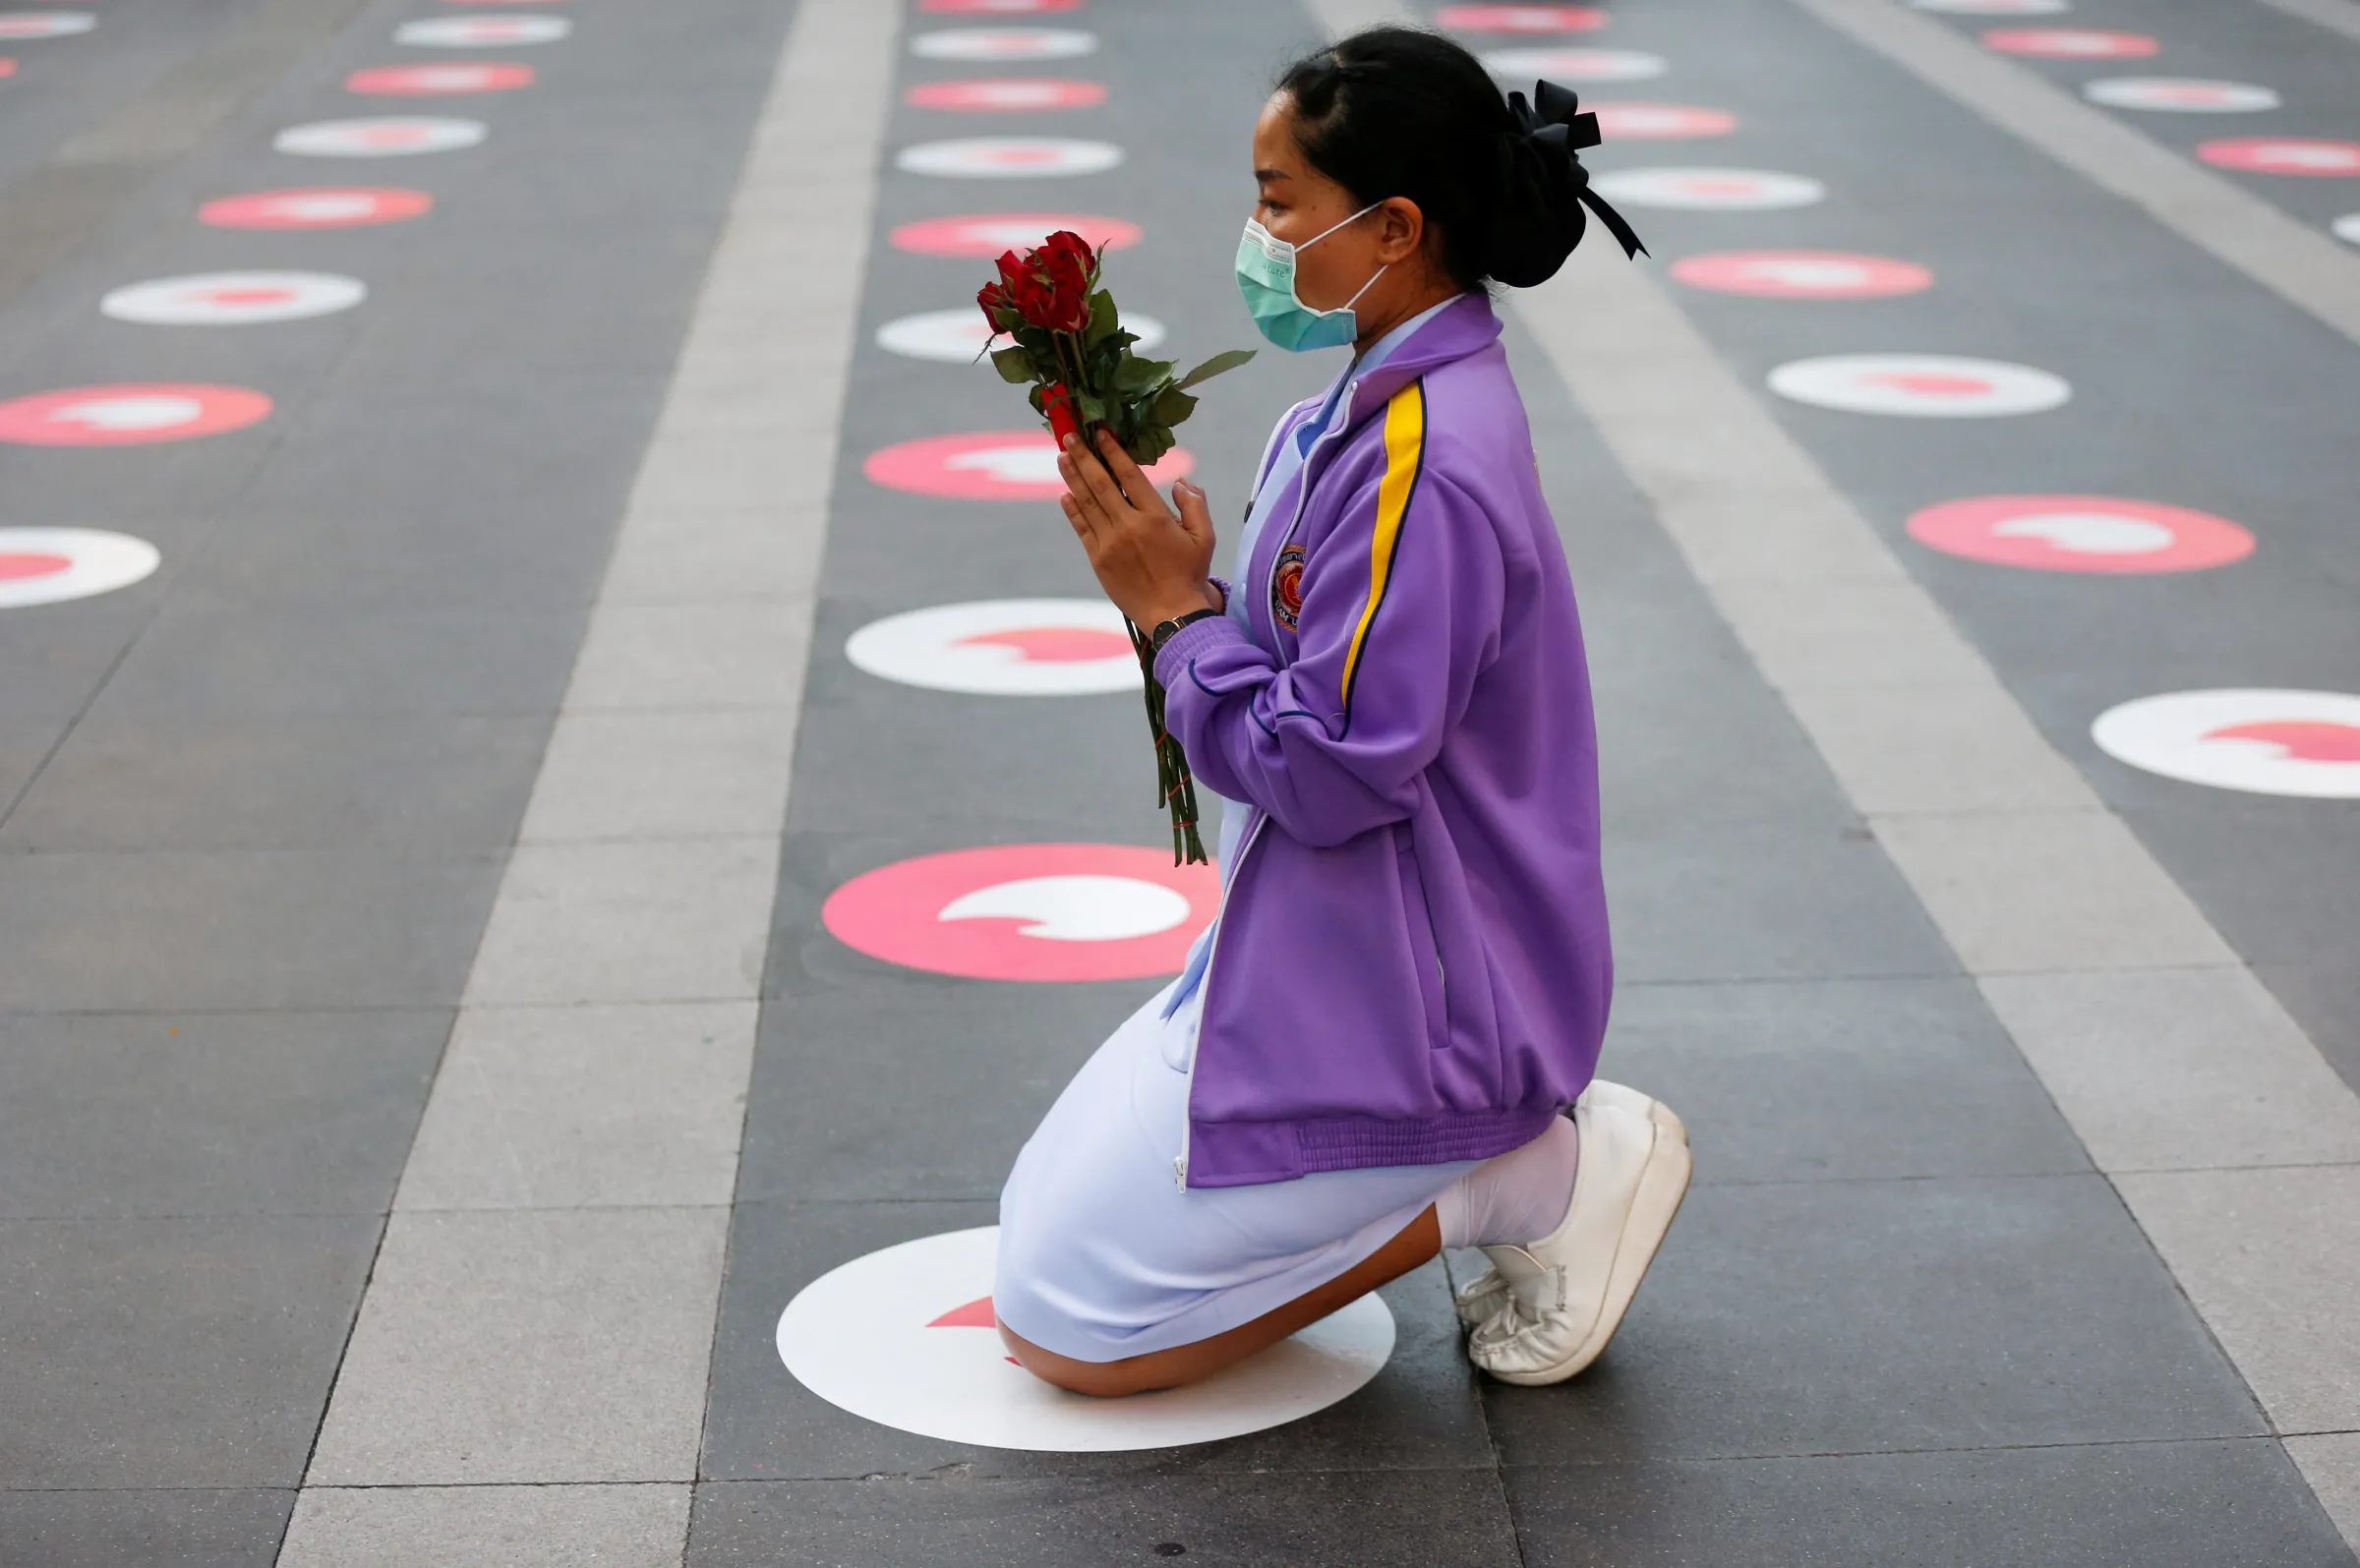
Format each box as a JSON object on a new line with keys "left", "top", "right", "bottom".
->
{"left": 1129, "top": 424, "right": 1175, "bottom": 465}
{"left": 1175, "top": 347, "right": 1257, "bottom": 391}
{"left": 1075, "top": 389, "right": 1108, "bottom": 422}
{"left": 990, "top": 345, "right": 1040, "bottom": 384}
{"left": 1149, "top": 385, "right": 1198, "bottom": 427}
{"left": 1082, "top": 290, "right": 1119, "bottom": 349}
{"left": 1113, "top": 354, "right": 1173, "bottom": 394}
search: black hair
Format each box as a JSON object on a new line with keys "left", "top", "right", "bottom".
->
{"left": 1274, "top": 27, "right": 1598, "bottom": 290}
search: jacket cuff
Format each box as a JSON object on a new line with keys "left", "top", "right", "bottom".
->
{"left": 1152, "top": 610, "right": 1248, "bottom": 692}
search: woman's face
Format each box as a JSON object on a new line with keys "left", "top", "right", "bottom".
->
{"left": 1251, "top": 93, "right": 1410, "bottom": 314}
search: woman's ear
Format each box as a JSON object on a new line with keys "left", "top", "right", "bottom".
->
{"left": 1373, "top": 197, "right": 1426, "bottom": 263}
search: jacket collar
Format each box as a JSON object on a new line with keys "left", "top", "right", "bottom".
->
{"left": 1328, "top": 291, "right": 1502, "bottom": 439}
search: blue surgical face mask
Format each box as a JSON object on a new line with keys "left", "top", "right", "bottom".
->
{"left": 1235, "top": 203, "right": 1387, "bottom": 353}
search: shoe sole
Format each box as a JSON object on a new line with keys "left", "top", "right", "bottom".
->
{"left": 1483, "top": 1099, "right": 1692, "bottom": 1386}
{"left": 1451, "top": 1094, "right": 1690, "bottom": 1331}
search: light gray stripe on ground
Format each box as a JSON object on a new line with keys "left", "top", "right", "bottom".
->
{"left": 272, "top": 0, "right": 899, "bottom": 1561}
{"left": 1785, "top": 0, "right": 2360, "bottom": 345}
{"left": 0, "top": 0, "right": 375, "bottom": 309}
{"left": 2254, "top": 0, "right": 2360, "bottom": 45}
{"left": 1302, "top": 0, "right": 2360, "bottom": 1549}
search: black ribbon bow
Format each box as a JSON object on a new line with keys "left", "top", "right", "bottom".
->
{"left": 1507, "top": 79, "right": 1648, "bottom": 261}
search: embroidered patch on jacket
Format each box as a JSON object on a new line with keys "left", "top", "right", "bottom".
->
{"left": 1271, "top": 542, "right": 1307, "bottom": 631}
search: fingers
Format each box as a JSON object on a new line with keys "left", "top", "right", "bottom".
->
{"left": 1059, "top": 491, "right": 1094, "bottom": 545}
{"left": 1093, "top": 428, "right": 1153, "bottom": 500}
{"left": 1172, "top": 479, "right": 1214, "bottom": 546}
{"left": 1058, "top": 440, "right": 1114, "bottom": 531}
{"left": 1064, "top": 432, "right": 1130, "bottom": 516}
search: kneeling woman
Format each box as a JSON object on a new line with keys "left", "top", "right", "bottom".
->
{"left": 996, "top": 27, "right": 1690, "bottom": 1396}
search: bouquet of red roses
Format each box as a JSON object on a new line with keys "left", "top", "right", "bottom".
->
{"left": 978, "top": 231, "right": 1253, "bottom": 865}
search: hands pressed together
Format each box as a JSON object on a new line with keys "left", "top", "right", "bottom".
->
{"left": 1057, "top": 429, "right": 1225, "bottom": 632}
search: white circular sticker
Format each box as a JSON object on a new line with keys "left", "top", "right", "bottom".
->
{"left": 392, "top": 15, "right": 571, "bottom": 46}
{"left": 911, "top": 27, "right": 1096, "bottom": 61}
{"left": 2094, "top": 689, "right": 2360, "bottom": 798}
{"left": 1483, "top": 47, "right": 1666, "bottom": 82}
{"left": 2083, "top": 78, "right": 2280, "bottom": 113}
{"left": 2335, "top": 213, "right": 2360, "bottom": 246}
{"left": 273, "top": 117, "right": 487, "bottom": 157}
{"left": 0, "top": 11, "right": 93, "bottom": 39}
{"left": 897, "top": 138, "right": 1122, "bottom": 178}
{"left": 1768, "top": 354, "right": 2070, "bottom": 417}
{"left": 99, "top": 270, "right": 367, "bottom": 326}
{"left": 777, "top": 1228, "right": 1396, "bottom": 1451}
{"left": 0, "top": 528, "right": 159, "bottom": 609}
{"left": 848, "top": 599, "right": 1142, "bottom": 695}
{"left": 1908, "top": 0, "right": 2067, "bottom": 11}
{"left": 1589, "top": 166, "right": 1825, "bottom": 209}
{"left": 878, "top": 307, "right": 1163, "bottom": 364}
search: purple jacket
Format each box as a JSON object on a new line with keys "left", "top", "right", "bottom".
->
{"left": 1154, "top": 294, "right": 1612, "bottom": 1189}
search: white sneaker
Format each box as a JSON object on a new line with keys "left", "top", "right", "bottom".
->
{"left": 1457, "top": 1085, "right": 1691, "bottom": 1385}
{"left": 1450, "top": 1079, "right": 1683, "bottom": 1330}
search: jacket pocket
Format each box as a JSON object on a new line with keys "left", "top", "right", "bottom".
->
{"left": 1395, "top": 828, "right": 1449, "bottom": 1048}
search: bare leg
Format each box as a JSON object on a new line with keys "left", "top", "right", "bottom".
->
{"left": 998, "top": 1205, "right": 1442, "bottom": 1398}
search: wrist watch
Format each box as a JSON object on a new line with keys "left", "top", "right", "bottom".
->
{"left": 1148, "top": 607, "right": 1223, "bottom": 658}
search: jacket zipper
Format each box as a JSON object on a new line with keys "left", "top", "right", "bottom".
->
{"left": 1174, "top": 800, "right": 1270, "bottom": 1188}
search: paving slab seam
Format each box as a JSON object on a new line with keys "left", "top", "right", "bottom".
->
{"left": 1306, "top": 0, "right": 2360, "bottom": 1549}
{"left": 2255, "top": 0, "right": 2360, "bottom": 45}
{"left": 1784, "top": 0, "right": 2360, "bottom": 345}
{"left": 269, "top": 0, "right": 900, "bottom": 1561}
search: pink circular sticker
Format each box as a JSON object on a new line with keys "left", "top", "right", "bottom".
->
{"left": 2198, "top": 138, "right": 2360, "bottom": 176}
{"left": 1908, "top": 494, "right": 2255, "bottom": 573}
{"left": 0, "top": 383, "right": 272, "bottom": 445}
{"left": 921, "top": 0, "right": 1082, "bottom": 10}
{"left": 1982, "top": 28, "right": 2158, "bottom": 58}
{"left": 824, "top": 843, "right": 1220, "bottom": 982}
{"left": 1439, "top": 4, "right": 1608, "bottom": 31}
{"left": 346, "top": 61, "right": 534, "bottom": 94}
{"left": 906, "top": 77, "right": 1105, "bottom": 111}
{"left": 865, "top": 430, "right": 1192, "bottom": 500}
{"left": 891, "top": 212, "right": 1142, "bottom": 257}
{"left": 0, "top": 58, "right": 18, "bottom": 79}
{"left": 1672, "top": 250, "right": 1932, "bottom": 298}
{"left": 199, "top": 186, "right": 434, "bottom": 228}
{"left": 1592, "top": 102, "right": 1737, "bottom": 139}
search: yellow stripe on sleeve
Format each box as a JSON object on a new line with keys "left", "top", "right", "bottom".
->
{"left": 1338, "top": 378, "right": 1426, "bottom": 715}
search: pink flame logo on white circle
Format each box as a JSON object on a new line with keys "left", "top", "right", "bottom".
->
{"left": 100, "top": 270, "right": 367, "bottom": 326}
{"left": 272, "top": 117, "right": 487, "bottom": 157}
{"left": 1768, "top": 354, "right": 2070, "bottom": 417}
{"left": 846, "top": 598, "right": 1141, "bottom": 695}
{"left": 2083, "top": 78, "right": 2279, "bottom": 113}
{"left": 876, "top": 306, "right": 1163, "bottom": 364}
{"left": 910, "top": 27, "right": 1097, "bottom": 61}
{"left": 1591, "top": 103, "right": 1738, "bottom": 140}
{"left": 2094, "top": 689, "right": 2360, "bottom": 797}
{"left": 0, "top": 528, "right": 160, "bottom": 609}
{"left": 776, "top": 1227, "right": 1395, "bottom": 1451}
{"left": 0, "top": 12, "right": 93, "bottom": 39}
{"left": 1482, "top": 47, "right": 1667, "bottom": 82}
{"left": 392, "top": 15, "right": 571, "bottom": 46}
{"left": 1590, "top": 166, "right": 1826, "bottom": 209}
{"left": 896, "top": 137, "right": 1124, "bottom": 178}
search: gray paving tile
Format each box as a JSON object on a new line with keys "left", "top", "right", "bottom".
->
{"left": 0, "top": 598, "right": 156, "bottom": 721}
{"left": 87, "top": 603, "right": 587, "bottom": 720}
{"left": 687, "top": 1470, "right": 1520, "bottom": 1568}
{"left": 0, "top": 1214, "right": 379, "bottom": 1487}
{"left": 0, "top": 1486, "right": 292, "bottom": 1568}
{"left": 0, "top": 1009, "right": 445, "bottom": 1219}
{"left": 1604, "top": 816, "right": 1960, "bottom": 984}
{"left": 700, "top": 1201, "right": 1494, "bottom": 1481}
{"left": 170, "top": 502, "right": 621, "bottom": 613}
{"left": 0, "top": 848, "right": 498, "bottom": 1013}
{"left": 735, "top": 982, "right": 1161, "bottom": 1203}
{"left": 1505, "top": 1440, "right": 2357, "bottom": 1568}
{"left": 0, "top": 714, "right": 548, "bottom": 851}
{"left": 1481, "top": 1175, "right": 2268, "bottom": 1466}
{"left": 1603, "top": 977, "right": 2088, "bottom": 1186}
{"left": 280, "top": 1483, "right": 689, "bottom": 1568}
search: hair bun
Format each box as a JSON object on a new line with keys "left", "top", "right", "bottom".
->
{"left": 1485, "top": 82, "right": 1647, "bottom": 287}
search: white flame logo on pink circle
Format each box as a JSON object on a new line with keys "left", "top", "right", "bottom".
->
{"left": 907, "top": 78, "right": 1104, "bottom": 112}
{"left": 1439, "top": 4, "right": 1608, "bottom": 33}
{"left": 1671, "top": 250, "right": 1932, "bottom": 299}
{"left": 1983, "top": 28, "right": 2158, "bottom": 58}
{"left": 2199, "top": 139, "right": 2360, "bottom": 176}
{"left": 1908, "top": 494, "right": 2254, "bottom": 573}
{"left": 891, "top": 212, "right": 1143, "bottom": 258}
{"left": 0, "top": 382, "right": 273, "bottom": 445}
{"left": 846, "top": 599, "right": 1142, "bottom": 695}
{"left": 199, "top": 188, "right": 433, "bottom": 228}
{"left": 864, "top": 430, "right": 1192, "bottom": 501}
{"left": 2094, "top": 690, "right": 2360, "bottom": 798}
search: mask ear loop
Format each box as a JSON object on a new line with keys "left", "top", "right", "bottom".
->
{"left": 1296, "top": 199, "right": 1385, "bottom": 255}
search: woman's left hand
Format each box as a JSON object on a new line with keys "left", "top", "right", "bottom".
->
{"left": 1059, "top": 429, "right": 1219, "bottom": 631}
